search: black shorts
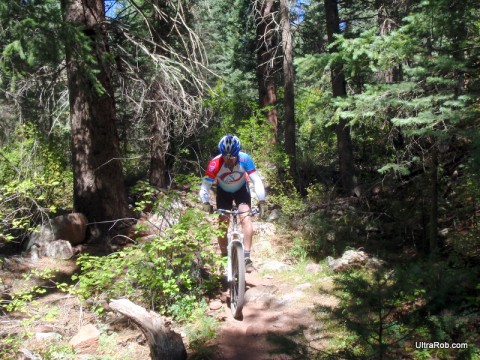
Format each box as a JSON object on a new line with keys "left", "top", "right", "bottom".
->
{"left": 216, "top": 184, "right": 251, "bottom": 210}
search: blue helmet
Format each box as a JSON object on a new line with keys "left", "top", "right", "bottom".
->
{"left": 218, "top": 134, "right": 241, "bottom": 157}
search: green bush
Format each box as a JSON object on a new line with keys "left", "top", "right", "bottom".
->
{"left": 71, "top": 206, "right": 223, "bottom": 320}
{"left": 0, "top": 123, "right": 72, "bottom": 244}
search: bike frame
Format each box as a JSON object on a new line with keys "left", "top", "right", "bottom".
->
{"left": 216, "top": 206, "right": 258, "bottom": 318}
{"left": 217, "top": 207, "right": 258, "bottom": 281}
{"left": 226, "top": 210, "right": 243, "bottom": 282}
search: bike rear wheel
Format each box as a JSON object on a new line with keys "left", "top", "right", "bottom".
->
{"left": 230, "top": 241, "right": 245, "bottom": 318}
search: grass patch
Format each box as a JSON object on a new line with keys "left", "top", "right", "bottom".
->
{"left": 185, "top": 304, "right": 221, "bottom": 359}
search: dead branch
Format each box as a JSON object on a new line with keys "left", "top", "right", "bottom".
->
{"left": 109, "top": 299, "right": 187, "bottom": 360}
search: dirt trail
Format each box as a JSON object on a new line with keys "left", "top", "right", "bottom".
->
{"left": 203, "top": 221, "right": 337, "bottom": 360}
{"left": 211, "top": 273, "right": 315, "bottom": 359}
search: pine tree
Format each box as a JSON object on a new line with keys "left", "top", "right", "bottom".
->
{"left": 324, "top": 0, "right": 356, "bottom": 194}
{"left": 61, "top": 0, "right": 130, "bottom": 234}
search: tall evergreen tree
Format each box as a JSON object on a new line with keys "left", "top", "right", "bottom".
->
{"left": 280, "top": 0, "right": 297, "bottom": 180}
{"left": 324, "top": 0, "right": 355, "bottom": 194}
{"left": 61, "top": 0, "right": 130, "bottom": 233}
{"left": 0, "top": 0, "right": 66, "bottom": 134}
{"left": 320, "top": 0, "right": 479, "bottom": 252}
{"left": 255, "top": 0, "right": 280, "bottom": 142}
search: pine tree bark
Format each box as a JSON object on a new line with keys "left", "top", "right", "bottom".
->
{"left": 149, "top": 1, "right": 173, "bottom": 189}
{"left": 324, "top": 0, "right": 356, "bottom": 194}
{"left": 255, "top": 0, "right": 279, "bottom": 142}
{"left": 62, "top": 0, "right": 129, "bottom": 234}
{"left": 149, "top": 105, "right": 171, "bottom": 188}
{"left": 280, "top": 0, "right": 297, "bottom": 180}
{"left": 428, "top": 145, "right": 438, "bottom": 255}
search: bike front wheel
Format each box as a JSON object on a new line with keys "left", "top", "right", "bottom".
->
{"left": 230, "top": 241, "right": 245, "bottom": 318}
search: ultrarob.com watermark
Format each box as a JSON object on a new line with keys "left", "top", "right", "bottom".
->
{"left": 415, "top": 342, "right": 468, "bottom": 349}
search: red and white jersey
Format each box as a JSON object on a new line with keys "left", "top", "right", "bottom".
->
{"left": 204, "top": 152, "right": 257, "bottom": 193}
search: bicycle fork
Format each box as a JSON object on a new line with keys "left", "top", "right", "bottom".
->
{"left": 227, "top": 231, "right": 244, "bottom": 282}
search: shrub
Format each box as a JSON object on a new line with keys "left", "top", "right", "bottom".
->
{"left": 0, "top": 123, "right": 72, "bottom": 246}
{"left": 323, "top": 261, "right": 480, "bottom": 359}
{"left": 71, "top": 206, "right": 223, "bottom": 320}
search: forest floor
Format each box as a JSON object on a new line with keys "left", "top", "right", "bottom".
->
{"left": 0, "top": 219, "right": 339, "bottom": 359}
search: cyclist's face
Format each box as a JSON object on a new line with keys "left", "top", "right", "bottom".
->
{"left": 223, "top": 155, "right": 237, "bottom": 168}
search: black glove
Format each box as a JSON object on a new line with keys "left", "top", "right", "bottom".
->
{"left": 202, "top": 202, "right": 213, "bottom": 214}
{"left": 258, "top": 200, "right": 267, "bottom": 219}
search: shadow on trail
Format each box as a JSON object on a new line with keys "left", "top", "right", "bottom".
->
{"left": 210, "top": 323, "right": 313, "bottom": 360}
{"left": 266, "top": 329, "right": 310, "bottom": 359}
{"left": 209, "top": 288, "right": 321, "bottom": 359}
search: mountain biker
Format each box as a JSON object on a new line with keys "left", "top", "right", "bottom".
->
{"left": 199, "top": 134, "right": 267, "bottom": 273}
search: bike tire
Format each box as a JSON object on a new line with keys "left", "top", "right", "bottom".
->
{"left": 230, "top": 241, "right": 245, "bottom": 318}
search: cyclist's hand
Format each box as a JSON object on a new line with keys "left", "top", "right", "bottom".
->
{"left": 202, "top": 202, "right": 213, "bottom": 214}
{"left": 258, "top": 200, "right": 267, "bottom": 219}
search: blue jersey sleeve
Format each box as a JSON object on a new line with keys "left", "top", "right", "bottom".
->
{"left": 238, "top": 152, "right": 256, "bottom": 174}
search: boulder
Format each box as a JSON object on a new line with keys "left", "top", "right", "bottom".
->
{"left": 38, "top": 240, "right": 74, "bottom": 260}
{"left": 127, "top": 202, "right": 183, "bottom": 241}
{"left": 305, "top": 263, "right": 323, "bottom": 274}
{"left": 244, "top": 284, "right": 279, "bottom": 304}
{"left": 261, "top": 260, "right": 294, "bottom": 272}
{"left": 69, "top": 324, "right": 100, "bottom": 354}
{"left": 326, "top": 249, "right": 384, "bottom": 272}
{"left": 25, "top": 213, "right": 87, "bottom": 251}
{"left": 268, "top": 208, "right": 282, "bottom": 221}
{"left": 209, "top": 300, "right": 223, "bottom": 311}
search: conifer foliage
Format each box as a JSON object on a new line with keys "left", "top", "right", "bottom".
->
{"left": 0, "top": 0, "right": 480, "bottom": 357}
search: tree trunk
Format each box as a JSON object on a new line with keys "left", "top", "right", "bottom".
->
{"left": 375, "top": 1, "right": 405, "bottom": 152}
{"left": 149, "top": 106, "right": 171, "bottom": 188}
{"left": 428, "top": 145, "right": 438, "bottom": 255}
{"left": 280, "top": 0, "right": 297, "bottom": 181}
{"left": 324, "top": 0, "right": 356, "bottom": 194}
{"left": 109, "top": 299, "right": 187, "bottom": 360}
{"left": 62, "top": 0, "right": 130, "bottom": 235}
{"left": 149, "top": 1, "right": 173, "bottom": 189}
{"left": 375, "top": 0, "right": 406, "bottom": 84}
{"left": 255, "top": 0, "right": 279, "bottom": 142}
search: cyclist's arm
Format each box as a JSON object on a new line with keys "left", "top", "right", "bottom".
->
{"left": 200, "top": 156, "right": 221, "bottom": 203}
{"left": 249, "top": 172, "right": 266, "bottom": 201}
{"left": 199, "top": 178, "right": 213, "bottom": 203}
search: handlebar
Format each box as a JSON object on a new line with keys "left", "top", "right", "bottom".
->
{"left": 216, "top": 207, "right": 259, "bottom": 216}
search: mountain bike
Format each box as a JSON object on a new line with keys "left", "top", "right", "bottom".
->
{"left": 216, "top": 206, "right": 259, "bottom": 319}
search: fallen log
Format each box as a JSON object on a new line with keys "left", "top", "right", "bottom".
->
{"left": 109, "top": 299, "right": 187, "bottom": 360}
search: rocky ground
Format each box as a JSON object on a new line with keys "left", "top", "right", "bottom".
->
{"left": 1, "top": 220, "right": 339, "bottom": 360}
